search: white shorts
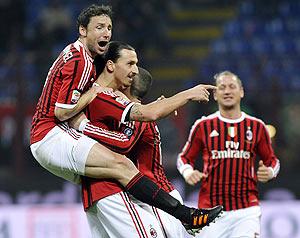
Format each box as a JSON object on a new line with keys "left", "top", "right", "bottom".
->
{"left": 197, "top": 206, "right": 261, "bottom": 238}
{"left": 151, "top": 190, "right": 186, "bottom": 238}
{"left": 86, "top": 190, "right": 186, "bottom": 238}
{"left": 86, "top": 191, "right": 166, "bottom": 238}
{"left": 30, "top": 123, "right": 97, "bottom": 184}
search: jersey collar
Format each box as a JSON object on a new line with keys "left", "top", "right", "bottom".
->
{"left": 216, "top": 111, "right": 245, "bottom": 123}
{"left": 74, "top": 40, "right": 94, "bottom": 63}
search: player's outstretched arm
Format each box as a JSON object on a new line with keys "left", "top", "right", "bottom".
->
{"left": 129, "top": 84, "right": 216, "bottom": 121}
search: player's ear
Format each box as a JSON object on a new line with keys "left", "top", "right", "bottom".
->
{"left": 106, "top": 60, "right": 115, "bottom": 73}
{"left": 213, "top": 90, "right": 217, "bottom": 101}
{"left": 79, "top": 25, "right": 87, "bottom": 37}
{"left": 240, "top": 87, "right": 244, "bottom": 98}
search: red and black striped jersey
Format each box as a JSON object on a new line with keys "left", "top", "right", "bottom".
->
{"left": 81, "top": 92, "right": 174, "bottom": 210}
{"left": 128, "top": 122, "right": 175, "bottom": 194}
{"left": 30, "top": 40, "right": 96, "bottom": 144}
{"left": 177, "top": 111, "right": 280, "bottom": 211}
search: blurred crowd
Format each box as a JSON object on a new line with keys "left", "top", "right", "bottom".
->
{"left": 0, "top": 0, "right": 171, "bottom": 102}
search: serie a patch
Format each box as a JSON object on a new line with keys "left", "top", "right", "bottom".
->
{"left": 71, "top": 89, "right": 81, "bottom": 103}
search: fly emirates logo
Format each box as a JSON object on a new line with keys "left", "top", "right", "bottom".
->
{"left": 211, "top": 141, "right": 250, "bottom": 159}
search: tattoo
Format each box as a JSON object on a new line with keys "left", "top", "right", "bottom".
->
{"left": 130, "top": 104, "right": 145, "bottom": 121}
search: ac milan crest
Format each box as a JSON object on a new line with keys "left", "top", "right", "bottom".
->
{"left": 246, "top": 126, "right": 253, "bottom": 141}
{"left": 149, "top": 227, "right": 157, "bottom": 238}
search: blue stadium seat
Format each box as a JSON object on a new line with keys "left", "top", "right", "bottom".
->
{"left": 223, "top": 19, "right": 243, "bottom": 38}
{"left": 264, "top": 18, "right": 285, "bottom": 36}
{"left": 251, "top": 37, "right": 273, "bottom": 55}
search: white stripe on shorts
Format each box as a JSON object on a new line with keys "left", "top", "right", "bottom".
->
{"left": 120, "top": 192, "right": 149, "bottom": 238}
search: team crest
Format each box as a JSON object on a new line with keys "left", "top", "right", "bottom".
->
{"left": 149, "top": 227, "right": 157, "bottom": 238}
{"left": 71, "top": 89, "right": 81, "bottom": 103}
{"left": 228, "top": 126, "right": 237, "bottom": 138}
{"left": 115, "top": 96, "right": 130, "bottom": 106}
{"left": 246, "top": 126, "right": 253, "bottom": 141}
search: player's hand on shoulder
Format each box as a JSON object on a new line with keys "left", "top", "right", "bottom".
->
{"left": 188, "top": 84, "right": 217, "bottom": 103}
{"left": 114, "top": 90, "right": 129, "bottom": 100}
{"left": 85, "top": 83, "right": 113, "bottom": 103}
{"left": 183, "top": 168, "right": 207, "bottom": 186}
{"left": 92, "top": 83, "right": 113, "bottom": 95}
{"left": 257, "top": 160, "right": 273, "bottom": 183}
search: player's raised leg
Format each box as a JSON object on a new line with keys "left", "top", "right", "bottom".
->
{"left": 84, "top": 141, "right": 223, "bottom": 233}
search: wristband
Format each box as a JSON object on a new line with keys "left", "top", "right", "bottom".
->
{"left": 268, "top": 166, "right": 275, "bottom": 178}
{"left": 182, "top": 167, "right": 194, "bottom": 180}
{"left": 79, "top": 118, "right": 90, "bottom": 132}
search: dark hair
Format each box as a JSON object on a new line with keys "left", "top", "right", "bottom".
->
{"left": 130, "top": 67, "right": 153, "bottom": 100}
{"left": 77, "top": 4, "right": 112, "bottom": 29}
{"left": 94, "top": 55, "right": 105, "bottom": 77}
{"left": 94, "top": 41, "right": 135, "bottom": 77}
{"left": 103, "top": 41, "right": 135, "bottom": 63}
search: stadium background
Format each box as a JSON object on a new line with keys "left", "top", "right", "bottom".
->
{"left": 0, "top": 0, "right": 300, "bottom": 237}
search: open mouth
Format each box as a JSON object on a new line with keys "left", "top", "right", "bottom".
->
{"left": 98, "top": 41, "right": 108, "bottom": 48}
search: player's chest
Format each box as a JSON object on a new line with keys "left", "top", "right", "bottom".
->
{"left": 203, "top": 122, "right": 257, "bottom": 150}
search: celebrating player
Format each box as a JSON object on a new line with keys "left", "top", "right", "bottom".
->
{"left": 76, "top": 68, "right": 185, "bottom": 237}
{"left": 69, "top": 41, "right": 223, "bottom": 235}
{"left": 177, "top": 71, "right": 280, "bottom": 237}
{"left": 30, "top": 6, "right": 222, "bottom": 232}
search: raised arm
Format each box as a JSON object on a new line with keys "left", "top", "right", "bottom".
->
{"left": 129, "top": 84, "right": 216, "bottom": 121}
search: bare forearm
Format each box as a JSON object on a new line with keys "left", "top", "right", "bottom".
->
{"left": 55, "top": 90, "right": 97, "bottom": 121}
{"left": 129, "top": 84, "right": 215, "bottom": 122}
{"left": 130, "top": 90, "right": 190, "bottom": 121}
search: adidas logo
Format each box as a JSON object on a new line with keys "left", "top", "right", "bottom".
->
{"left": 210, "top": 130, "right": 219, "bottom": 137}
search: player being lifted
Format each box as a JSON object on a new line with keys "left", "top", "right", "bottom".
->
{"left": 29, "top": 4, "right": 222, "bottom": 234}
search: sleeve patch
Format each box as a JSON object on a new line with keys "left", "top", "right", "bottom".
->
{"left": 123, "top": 127, "right": 134, "bottom": 138}
{"left": 71, "top": 89, "right": 81, "bottom": 103}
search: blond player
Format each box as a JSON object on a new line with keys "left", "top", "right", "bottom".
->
{"left": 177, "top": 71, "right": 280, "bottom": 237}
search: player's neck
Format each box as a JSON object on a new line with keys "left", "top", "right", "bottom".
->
{"left": 78, "top": 38, "right": 95, "bottom": 58}
{"left": 96, "top": 73, "right": 118, "bottom": 90}
{"left": 119, "top": 88, "right": 140, "bottom": 102}
{"left": 219, "top": 107, "right": 242, "bottom": 120}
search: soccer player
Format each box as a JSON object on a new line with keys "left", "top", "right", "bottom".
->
{"left": 75, "top": 67, "right": 186, "bottom": 237}
{"left": 78, "top": 68, "right": 185, "bottom": 238}
{"left": 68, "top": 41, "right": 223, "bottom": 235}
{"left": 177, "top": 71, "right": 280, "bottom": 238}
{"left": 30, "top": 3, "right": 116, "bottom": 183}
{"left": 29, "top": 6, "right": 221, "bottom": 231}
